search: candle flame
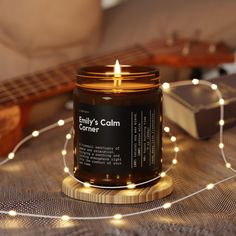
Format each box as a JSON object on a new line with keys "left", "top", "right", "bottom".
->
{"left": 114, "top": 60, "right": 121, "bottom": 77}
{"left": 114, "top": 60, "right": 122, "bottom": 87}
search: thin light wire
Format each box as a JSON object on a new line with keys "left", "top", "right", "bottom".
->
{"left": 62, "top": 127, "right": 178, "bottom": 189}
{"left": 169, "top": 80, "right": 235, "bottom": 173}
{"left": 0, "top": 80, "right": 235, "bottom": 221}
{"left": 0, "top": 117, "right": 73, "bottom": 165}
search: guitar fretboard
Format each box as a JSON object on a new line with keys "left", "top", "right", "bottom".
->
{"left": 0, "top": 38, "right": 233, "bottom": 107}
{"left": 0, "top": 45, "right": 151, "bottom": 107}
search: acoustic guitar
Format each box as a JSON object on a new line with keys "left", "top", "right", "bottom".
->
{"left": 0, "top": 38, "right": 234, "bottom": 156}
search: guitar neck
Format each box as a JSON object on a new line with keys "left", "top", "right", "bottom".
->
{"left": 0, "top": 38, "right": 234, "bottom": 107}
{"left": 0, "top": 45, "right": 151, "bottom": 107}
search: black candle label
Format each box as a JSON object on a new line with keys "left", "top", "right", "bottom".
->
{"left": 75, "top": 103, "right": 162, "bottom": 175}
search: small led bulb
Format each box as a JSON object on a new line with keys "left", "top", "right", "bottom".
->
{"left": 61, "top": 150, "right": 67, "bottom": 155}
{"left": 160, "top": 172, "right": 166, "bottom": 178}
{"left": 162, "top": 82, "right": 170, "bottom": 90}
{"left": 226, "top": 163, "right": 231, "bottom": 168}
{"left": 206, "top": 183, "right": 214, "bottom": 190}
{"left": 163, "top": 202, "right": 172, "bottom": 209}
{"left": 219, "top": 120, "right": 224, "bottom": 126}
{"left": 83, "top": 182, "right": 91, "bottom": 188}
{"left": 61, "top": 215, "right": 70, "bottom": 221}
{"left": 64, "top": 167, "right": 69, "bottom": 173}
{"left": 8, "top": 210, "right": 17, "bottom": 216}
{"left": 219, "top": 99, "right": 225, "bottom": 105}
{"left": 32, "top": 131, "right": 39, "bottom": 137}
{"left": 218, "top": 143, "right": 224, "bottom": 149}
{"left": 8, "top": 152, "right": 15, "bottom": 160}
{"left": 127, "top": 183, "right": 136, "bottom": 189}
{"left": 171, "top": 136, "right": 176, "bottom": 142}
{"left": 66, "top": 134, "right": 72, "bottom": 140}
{"left": 192, "top": 79, "right": 199, "bottom": 85}
{"left": 211, "top": 84, "right": 218, "bottom": 90}
{"left": 174, "top": 147, "right": 179, "bottom": 152}
{"left": 58, "top": 120, "right": 65, "bottom": 126}
{"left": 113, "top": 214, "right": 122, "bottom": 220}
{"left": 164, "top": 127, "right": 170, "bottom": 133}
{"left": 172, "top": 159, "right": 178, "bottom": 165}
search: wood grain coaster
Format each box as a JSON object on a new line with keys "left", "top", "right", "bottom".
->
{"left": 62, "top": 175, "right": 173, "bottom": 204}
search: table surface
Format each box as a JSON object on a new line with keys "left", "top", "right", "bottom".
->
{"left": 0, "top": 107, "right": 236, "bottom": 236}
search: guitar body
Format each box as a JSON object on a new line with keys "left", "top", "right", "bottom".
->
{"left": 0, "top": 105, "right": 22, "bottom": 156}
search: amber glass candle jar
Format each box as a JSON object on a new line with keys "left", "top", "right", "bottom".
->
{"left": 73, "top": 63, "right": 162, "bottom": 187}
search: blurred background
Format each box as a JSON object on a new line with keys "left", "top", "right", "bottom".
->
{"left": 1, "top": 0, "right": 236, "bottom": 127}
{"left": 1, "top": 0, "right": 236, "bottom": 80}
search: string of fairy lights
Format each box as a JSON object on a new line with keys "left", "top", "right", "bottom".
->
{"left": 0, "top": 79, "right": 235, "bottom": 222}
{"left": 61, "top": 125, "right": 178, "bottom": 190}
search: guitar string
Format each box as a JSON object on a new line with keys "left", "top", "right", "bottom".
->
{"left": 0, "top": 72, "right": 74, "bottom": 103}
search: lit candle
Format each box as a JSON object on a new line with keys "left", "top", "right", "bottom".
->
{"left": 73, "top": 61, "right": 162, "bottom": 187}
{"left": 113, "top": 59, "right": 122, "bottom": 87}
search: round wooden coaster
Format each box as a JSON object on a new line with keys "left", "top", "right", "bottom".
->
{"left": 62, "top": 176, "right": 173, "bottom": 204}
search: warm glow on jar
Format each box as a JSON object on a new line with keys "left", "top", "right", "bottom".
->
{"left": 74, "top": 64, "right": 162, "bottom": 187}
